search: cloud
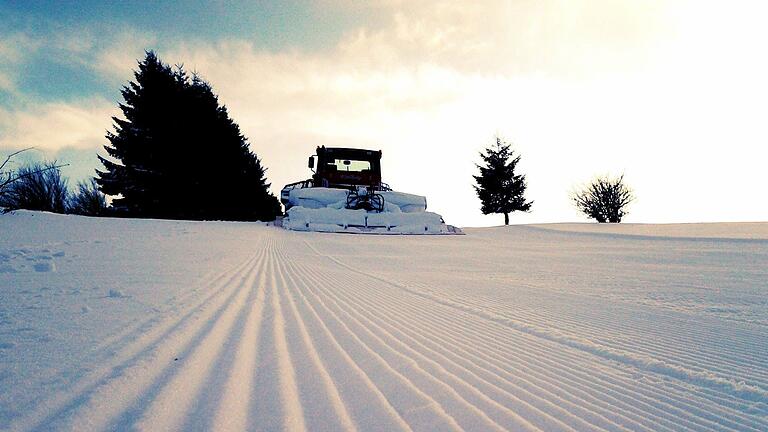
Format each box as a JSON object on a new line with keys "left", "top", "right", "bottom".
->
{"left": 329, "top": 0, "right": 673, "bottom": 76}
{"left": 91, "top": 30, "right": 158, "bottom": 83}
{"left": 0, "top": 27, "right": 153, "bottom": 168}
{"left": 1, "top": 25, "right": 157, "bottom": 92}
{"left": 0, "top": 72, "right": 13, "bottom": 94}
{"left": 0, "top": 97, "right": 115, "bottom": 153}
{"left": 41, "top": 25, "right": 158, "bottom": 85}
{"left": 0, "top": 33, "right": 40, "bottom": 63}
{"left": 0, "top": 32, "right": 41, "bottom": 94}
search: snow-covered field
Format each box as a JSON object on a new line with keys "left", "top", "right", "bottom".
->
{"left": 1, "top": 211, "right": 766, "bottom": 431}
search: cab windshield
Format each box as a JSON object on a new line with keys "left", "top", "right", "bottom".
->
{"left": 329, "top": 159, "right": 371, "bottom": 172}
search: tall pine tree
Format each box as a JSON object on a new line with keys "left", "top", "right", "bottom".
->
{"left": 473, "top": 137, "right": 532, "bottom": 225}
{"left": 96, "top": 51, "right": 280, "bottom": 221}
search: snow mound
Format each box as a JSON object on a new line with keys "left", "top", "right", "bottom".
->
{"left": 284, "top": 207, "right": 451, "bottom": 234}
{"left": 0, "top": 245, "right": 65, "bottom": 273}
{"left": 108, "top": 289, "right": 128, "bottom": 298}
{"left": 282, "top": 187, "right": 458, "bottom": 234}
{"left": 32, "top": 262, "right": 55, "bottom": 273}
{"left": 530, "top": 222, "right": 768, "bottom": 240}
{"left": 287, "top": 187, "right": 427, "bottom": 213}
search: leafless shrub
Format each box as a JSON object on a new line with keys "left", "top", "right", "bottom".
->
{"left": 0, "top": 160, "right": 69, "bottom": 214}
{"left": 573, "top": 174, "right": 634, "bottom": 223}
{"left": 69, "top": 178, "right": 108, "bottom": 216}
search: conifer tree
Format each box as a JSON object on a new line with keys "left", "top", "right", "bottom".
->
{"left": 473, "top": 137, "right": 532, "bottom": 225}
{"left": 96, "top": 51, "right": 280, "bottom": 221}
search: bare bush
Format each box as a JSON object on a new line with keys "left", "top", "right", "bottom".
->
{"left": 0, "top": 161, "right": 69, "bottom": 213}
{"left": 573, "top": 174, "right": 634, "bottom": 223}
{"left": 69, "top": 178, "right": 108, "bottom": 216}
{"left": 0, "top": 148, "right": 31, "bottom": 203}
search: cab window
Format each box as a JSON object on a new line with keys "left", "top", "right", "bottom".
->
{"left": 331, "top": 159, "right": 371, "bottom": 172}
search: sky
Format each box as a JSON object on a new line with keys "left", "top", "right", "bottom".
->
{"left": 1, "top": 0, "right": 767, "bottom": 227}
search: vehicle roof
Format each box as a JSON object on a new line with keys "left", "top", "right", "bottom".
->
{"left": 316, "top": 146, "right": 382, "bottom": 160}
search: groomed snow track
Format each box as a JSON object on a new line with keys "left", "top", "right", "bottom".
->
{"left": 1, "top": 213, "right": 767, "bottom": 431}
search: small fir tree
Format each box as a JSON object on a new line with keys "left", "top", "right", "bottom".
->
{"left": 473, "top": 137, "right": 532, "bottom": 225}
{"left": 96, "top": 51, "right": 280, "bottom": 221}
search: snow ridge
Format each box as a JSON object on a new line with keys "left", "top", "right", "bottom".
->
{"left": 319, "top": 248, "right": 768, "bottom": 407}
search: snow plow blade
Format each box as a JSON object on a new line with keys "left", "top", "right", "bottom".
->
{"left": 283, "top": 206, "right": 462, "bottom": 234}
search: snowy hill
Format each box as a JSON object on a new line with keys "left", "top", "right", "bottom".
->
{"left": 1, "top": 211, "right": 767, "bottom": 431}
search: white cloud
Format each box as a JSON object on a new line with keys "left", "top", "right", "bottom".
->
{"left": 91, "top": 30, "right": 158, "bottom": 83}
{"left": 0, "top": 33, "right": 40, "bottom": 63}
{"left": 0, "top": 97, "right": 116, "bottom": 153}
{"left": 41, "top": 26, "right": 158, "bottom": 84}
{"left": 0, "top": 33, "right": 41, "bottom": 94}
{"left": 330, "top": 0, "right": 673, "bottom": 76}
{"left": 0, "top": 72, "right": 13, "bottom": 94}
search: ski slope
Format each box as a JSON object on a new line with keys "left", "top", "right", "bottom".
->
{"left": 1, "top": 211, "right": 767, "bottom": 431}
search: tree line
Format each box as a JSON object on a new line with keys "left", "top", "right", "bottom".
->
{"left": 0, "top": 155, "right": 106, "bottom": 216}
{"left": 2, "top": 52, "right": 280, "bottom": 221}
{"left": 473, "top": 137, "right": 634, "bottom": 224}
{"left": 1, "top": 51, "right": 633, "bottom": 224}
{"left": 97, "top": 52, "right": 280, "bottom": 221}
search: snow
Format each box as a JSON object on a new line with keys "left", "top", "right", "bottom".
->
{"left": 286, "top": 187, "right": 427, "bottom": 213}
{"left": 283, "top": 187, "right": 451, "bottom": 234}
{"left": 529, "top": 222, "right": 768, "bottom": 240}
{"left": 284, "top": 207, "right": 450, "bottom": 234}
{"left": 1, "top": 210, "right": 767, "bottom": 431}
